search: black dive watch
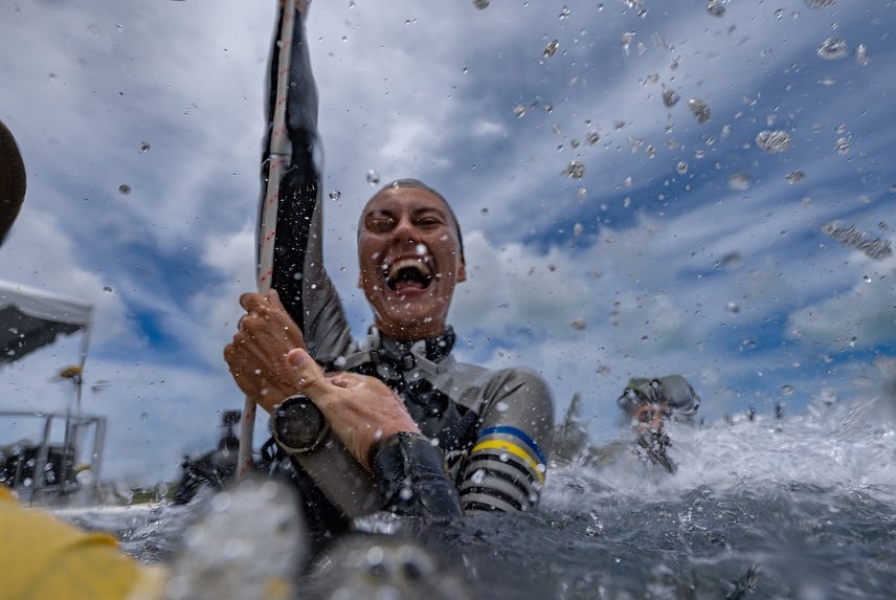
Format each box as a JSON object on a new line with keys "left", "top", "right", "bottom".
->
{"left": 271, "top": 394, "right": 328, "bottom": 453}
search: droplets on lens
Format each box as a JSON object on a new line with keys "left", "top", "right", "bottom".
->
{"left": 328, "top": 190, "right": 341, "bottom": 201}
{"left": 854, "top": 44, "right": 870, "bottom": 66}
{"left": 543, "top": 40, "right": 560, "bottom": 59}
{"left": 817, "top": 37, "right": 849, "bottom": 60}
{"left": 756, "top": 130, "right": 792, "bottom": 153}
{"left": 804, "top": 0, "right": 836, "bottom": 7}
{"left": 366, "top": 170, "right": 380, "bottom": 186}
{"left": 688, "top": 98, "right": 710, "bottom": 124}
{"left": 472, "top": 0, "right": 489, "bottom": 9}
{"left": 706, "top": 0, "right": 725, "bottom": 17}
{"left": 785, "top": 171, "right": 806, "bottom": 184}
{"left": 512, "top": 103, "right": 526, "bottom": 118}
{"left": 563, "top": 160, "right": 586, "bottom": 180}
{"left": 662, "top": 86, "right": 679, "bottom": 108}
{"left": 118, "top": 184, "right": 132, "bottom": 195}
{"left": 138, "top": 141, "right": 150, "bottom": 153}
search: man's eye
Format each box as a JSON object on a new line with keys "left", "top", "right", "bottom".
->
{"left": 416, "top": 217, "right": 442, "bottom": 229}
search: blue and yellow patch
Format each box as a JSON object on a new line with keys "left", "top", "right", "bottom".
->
{"left": 471, "top": 426, "right": 547, "bottom": 484}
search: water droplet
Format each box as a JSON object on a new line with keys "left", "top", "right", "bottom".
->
{"left": 471, "top": 469, "right": 486, "bottom": 484}
{"left": 573, "top": 223, "right": 584, "bottom": 236}
{"left": 756, "top": 130, "right": 792, "bottom": 153}
{"left": 676, "top": 161, "right": 688, "bottom": 175}
{"left": 328, "top": 189, "right": 341, "bottom": 201}
{"left": 473, "top": 0, "right": 489, "bottom": 8}
{"left": 834, "top": 136, "right": 850, "bottom": 155}
{"left": 414, "top": 243, "right": 427, "bottom": 255}
{"left": 621, "top": 31, "right": 635, "bottom": 55}
{"left": 728, "top": 172, "right": 751, "bottom": 190}
{"left": 688, "top": 98, "right": 711, "bottom": 124}
{"left": 571, "top": 318, "right": 586, "bottom": 331}
{"left": 496, "top": 401, "right": 509, "bottom": 412}
{"left": 817, "top": 37, "right": 848, "bottom": 60}
{"left": 366, "top": 170, "right": 380, "bottom": 186}
{"left": 785, "top": 170, "right": 806, "bottom": 184}
{"left": 544, "top": 39, "right": 560, "bottom": 58}
{"left": 558, "top": 5, "right": 571, "bottom": 19}
{"left": 563, "top": 160, "right": 586, "bottom": 180}
{"left": 512, "top": 103, "right": 526, "bottom": 118}
{"left": 662, "top": 86, "right": 679, "bottom": 107}
{"left": 138, "top": 141, "right": 150, "bottom": 153}
{"left": 118, "top": 184, "right": 131, "bottom": 195}
{"left": 863, "top": 274, "right": 871, "bottom": 283}
{"left": 585, "top": 131, "right": 600, "bottom": 145}
{"left": 854, "top": 44, "right": 870, "bottom": 66}
{"left": 804, "top": 0, "right": 836, "bottom": 8}
{"left": 706, "top": 0, "right": 725, "bottom": 17}
{"left": 726, "top": 301, "right": 740, "bottom": 314}
{"left": 781, "top": 384, "right": 795, "bottom": 396}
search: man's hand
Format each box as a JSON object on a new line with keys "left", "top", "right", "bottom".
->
{"left": 286, "top": 347, "right": 421, "bottom": 471}
{"left": 224, "top": 289, "right": 307, "bottom": 412}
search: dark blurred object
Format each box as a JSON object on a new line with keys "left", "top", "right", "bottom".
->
{"left": 0, "top": 119, "right": 26, "bottom": 245}
{"left": 172, "top": 410, "right": 245, "bottom": 505}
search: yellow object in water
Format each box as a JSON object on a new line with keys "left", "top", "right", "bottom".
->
{"left": 0, "top": 486, "right": 166, "bottom": 600}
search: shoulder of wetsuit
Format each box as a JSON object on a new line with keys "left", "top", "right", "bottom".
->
{"left": 369, "top": 432, "right": 463, "bottom": 518}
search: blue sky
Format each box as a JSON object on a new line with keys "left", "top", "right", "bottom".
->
{"left": 1, "top": 0, "right": 894, "bottom": 484}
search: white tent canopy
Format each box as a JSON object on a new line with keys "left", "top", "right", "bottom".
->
{"left": 0, "top": 280, "right": 92, "bottom": 365}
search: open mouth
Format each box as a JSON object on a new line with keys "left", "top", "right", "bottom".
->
{"left": 384, "top": 257, "right": 433, "bottom": 292}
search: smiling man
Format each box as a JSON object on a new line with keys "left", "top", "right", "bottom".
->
{"left": 224, "top": 2, "right": 554, "bottom": 544}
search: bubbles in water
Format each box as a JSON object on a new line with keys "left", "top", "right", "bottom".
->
{"left": 473, "top": 0, "right": 489, "bottom": 8}
{"left": 329, "top": 189, "right": 341, "bottom": 201}
{"left": 138, "top": 141, "right": 150, "bottom": 153}
{"left": 817, "top": 37, "right": 849, "bottom": 60}
{"left": 366, "top": 170, "right": 380, "bottom": 186}
{"left": 563, "top": 160, "right": 586, "bottom": 180}
{"left": 854, "top": 44, "right": 870, "bottom": 66}
{"left": 756, "top": 130, "right": 792, "bottom": 153}
{"left": 706, "top": 0, "right": 725, "bottom": 17}
{"left": 544, "top": 39, "right": 560, "bottom": 58}
{"left": 118, "top": 184, "right": 131, "bottom": 195}
{"left": 662, "top": 86, "right": 679, "bottom": 107}
{"left": 785, "top": 170, "right": 806, "bottom": 184}
{"left": 688, "top": 98, "right": 711, "bottom": 124}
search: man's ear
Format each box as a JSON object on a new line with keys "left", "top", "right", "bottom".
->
{"left": 457, "top": 259, "right": 467, "bottom": 283}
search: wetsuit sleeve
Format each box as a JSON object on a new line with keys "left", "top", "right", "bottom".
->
{"left": 458, "top": 369, "right": 554, "bottom": 513}
{"left": 261, "top": 5, "right": 352, "bottom": 364}
{"left": 369, "top": 432, "right": 463, "bottom": 517}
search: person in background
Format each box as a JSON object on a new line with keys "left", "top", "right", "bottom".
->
{"left": 223, "top": 0, "right": 554, "bottom": 543}
{"left": 616, "top": 375, "right": 701, "bottom": 473}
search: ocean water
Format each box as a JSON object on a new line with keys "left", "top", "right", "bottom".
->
{"left": 58, "top": 384, "right": 896, "bottom": 600}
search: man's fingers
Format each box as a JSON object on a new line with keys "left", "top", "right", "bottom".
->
{"left": 286, "top": 348, "right": 332, "bottom": 399}
{"left": 239, "top": 292, "right": 266, "bottom": 312}
{"left": 267, "top": 288, "right": 288, "bottom": 312}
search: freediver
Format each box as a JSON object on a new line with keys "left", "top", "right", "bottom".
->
{"left": 223, "top": 0, "right": 555, "bottom": 545}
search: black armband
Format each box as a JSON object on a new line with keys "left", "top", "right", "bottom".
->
{"left": 369, "top": 432, "right": 463, "bottom": 518}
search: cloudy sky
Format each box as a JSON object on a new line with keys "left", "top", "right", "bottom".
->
{"left": 1, "top": 0, "right": 894, "bottom": 485}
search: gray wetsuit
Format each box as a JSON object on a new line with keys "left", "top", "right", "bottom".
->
{"left": 260, "top": 6, "right": 554, "bottom": 539}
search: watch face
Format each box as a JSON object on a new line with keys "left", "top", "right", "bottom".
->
{"left": 274, "top": 396, "right": 327, "bottom": 452}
